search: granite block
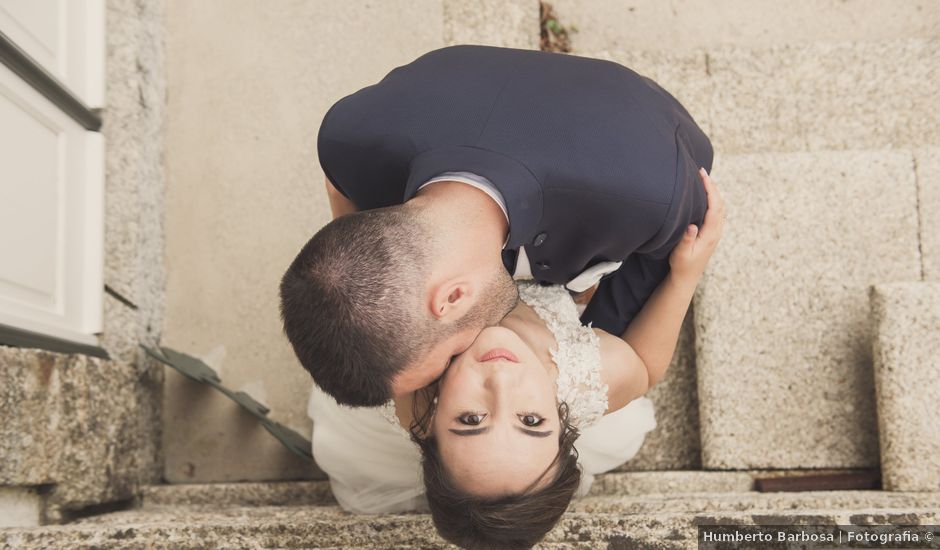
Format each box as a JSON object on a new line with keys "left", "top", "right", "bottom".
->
{"left": 916, "top": 148, "right": 940, "bottom": 281}
{"left": 0, "top": 347, "right": 164, "bottom": 522}
{"left": 708, "top": 38, "right": 940, "bottom": 153}
{"left": 870, "top": 282, "right": 940, "bottom": 491}
{"left": 102, "top": 0, "right": 167, "bottom": 364}
{"left": 694, "top": 150, "right": 922, "bottom": 469}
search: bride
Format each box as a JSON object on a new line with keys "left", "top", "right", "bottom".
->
{"left": 308, "top": 168, "right": 723, "bottom": 548}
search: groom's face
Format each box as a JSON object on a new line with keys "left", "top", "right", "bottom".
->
{"left": 391, "top": 266, "right": 520, "bottom": 397}
{"left": 391, "top": 328, "right": 481, "bottom": 397}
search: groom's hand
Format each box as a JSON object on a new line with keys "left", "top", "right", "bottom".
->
{"left": 668, "top": 168, "right": 724, "bottom": 285}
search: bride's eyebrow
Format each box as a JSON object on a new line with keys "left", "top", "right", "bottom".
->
{"left": 447, "top": 427, "right": 554, "bottom": 438}
{"left": 449, "top": 427, "right": 489, "bottom": 436}
{"left": 516, "top": 427, "right": 553, "bottom": 438}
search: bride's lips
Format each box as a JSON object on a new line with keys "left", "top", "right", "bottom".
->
{"left": 478, "top": 348, "right": 520, "bottom": 363}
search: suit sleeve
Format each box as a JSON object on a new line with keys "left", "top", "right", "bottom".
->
{"left": 317, "top": 100, "right": 352, "bottom": 201}
{"left": 580, "top": 120, "right": 713, "bottom": 336}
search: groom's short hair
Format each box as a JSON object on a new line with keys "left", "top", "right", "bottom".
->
{"left": 279, "top": 204, "right": 432, "bottom": 406}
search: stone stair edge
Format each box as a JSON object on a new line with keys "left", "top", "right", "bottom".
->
{"left": 580, "top": 34, "right": 939, "bottom": 59}
{"left": 2, "top": 506, "right": 937, "bottom": 550}
{"left": 138, "top": 468, "right": 886, "bottom": 506}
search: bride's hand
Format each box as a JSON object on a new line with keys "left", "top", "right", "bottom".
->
{"left": 669, "top": 168, "right": 725, "bottom": 284}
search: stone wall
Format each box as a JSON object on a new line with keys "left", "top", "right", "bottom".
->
{"left": 0, "top": 0, "right": 167, "bottom": 525}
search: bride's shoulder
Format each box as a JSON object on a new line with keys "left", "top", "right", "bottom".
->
{"left": 592, "top": 328, "right": 650, "bottom": 414}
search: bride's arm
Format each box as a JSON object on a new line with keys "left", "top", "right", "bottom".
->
{"left": 594, "top": 272, "right": 697, "bottom": 413}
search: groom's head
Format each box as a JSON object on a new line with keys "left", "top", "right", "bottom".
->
{"left": 279, "top": 202, "right": 518, "bottom": 407}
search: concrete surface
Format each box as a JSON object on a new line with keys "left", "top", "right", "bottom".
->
{"left": 444, "top": 0, "right": 539, "bottom": 48}
{"left": 917, "top": 148, "right": 940, "bottom": 281}
{"left": 870, "top": 282, "right": 940, "bottom": 491}
{"left": 694, "top": 150, "right": 922, "bottom": 469}
{"left": 551, "top": 0, "right": 940, "bottom": 53}
{"left": 161, "top": 366, "right": 322, "bottom": 483}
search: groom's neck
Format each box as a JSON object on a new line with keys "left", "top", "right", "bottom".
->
{"left": 410, "top": 181, "right": 509, "bottom": 257}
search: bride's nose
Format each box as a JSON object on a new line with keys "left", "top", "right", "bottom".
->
{"left": 482, "top": 363, "right": 516, "bottom": 394}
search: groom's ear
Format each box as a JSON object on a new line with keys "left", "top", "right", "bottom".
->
{"left": 429, "top": 279, "right": 474, "bottom": 321}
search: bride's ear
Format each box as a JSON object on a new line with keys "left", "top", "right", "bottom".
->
{"left": 428, "top": 279, "right": 474, "bottom": 320}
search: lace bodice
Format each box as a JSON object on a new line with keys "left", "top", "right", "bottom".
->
{"left": 379, "top": 281, "right": 608, "bottom": 431}
{"left": 516, "top": 282, "right": 609, "bottom": 427}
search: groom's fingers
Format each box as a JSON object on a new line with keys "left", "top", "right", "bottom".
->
{"left": 697, "top": 168, "right": 725, "bottom": 244}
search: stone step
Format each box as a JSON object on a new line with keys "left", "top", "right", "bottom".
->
{"left": 132, "top": 470, "right": 877, "bottom": 509}
{"left": 691, "top": 148, "right": 930, "bottom": 469}
{"left": 870, "top": 282, "right": 940, "bottom": 491}
{"left": 140, "top": 480, "right": 335, "bottom": 508}
{"left": 570, "top": 490, "right": 940, "bottom": 514}
{"left": 3, "top": 486, "right": 938, "bottom": 549}
{"left": 580, "top": 37, "right": 939, "bottom": 155}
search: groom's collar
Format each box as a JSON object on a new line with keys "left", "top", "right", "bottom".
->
{"left": 403, "top": 146, "right": 542, "bottom": 250}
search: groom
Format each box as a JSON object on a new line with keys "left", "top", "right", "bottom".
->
{"left": 280, "top": 45, "right": 712, "bottom": 407}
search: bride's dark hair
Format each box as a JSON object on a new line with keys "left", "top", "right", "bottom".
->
{"left": 410, "top": 386, "right": 582, "bottom": 550}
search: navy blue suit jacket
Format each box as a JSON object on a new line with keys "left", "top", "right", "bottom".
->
{"left": 317, "top": 45, "right": 713, "bottom": 336}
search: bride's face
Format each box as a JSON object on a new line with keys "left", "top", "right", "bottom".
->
{"left": 431, "top": 325, "right": 560, "bottom": 496}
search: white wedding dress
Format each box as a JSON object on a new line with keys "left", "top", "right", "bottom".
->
{"left": 307, "top": 281, "right": 657, "bottom": 514}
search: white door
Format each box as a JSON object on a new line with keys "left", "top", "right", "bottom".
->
{"left": 0, "top": 0, "right": 105, "bottom": 348}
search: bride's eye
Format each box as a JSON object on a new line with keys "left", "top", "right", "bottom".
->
{"left": 458, "top": 412, "right": 486, "bottom": 425}
{"left": 518, "top": 413, "right": 545, "bottom": 427}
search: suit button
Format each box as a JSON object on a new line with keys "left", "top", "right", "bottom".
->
{"left": 533, "top": 232, "right": 548, "bottom": 247}
{"left": 535, "top": 261, "right": 551, "bottom": 270}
